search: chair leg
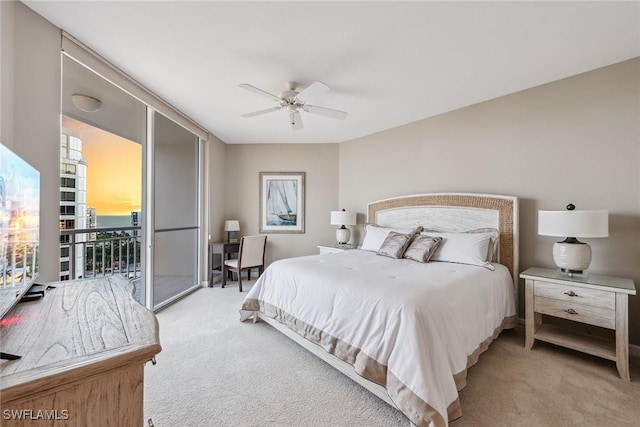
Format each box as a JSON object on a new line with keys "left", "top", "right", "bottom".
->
{"left": 222, "top": 264, "right": 227, "bottom": 288}
{"left": 238, "top": 269, "right": 243, "bottom": 292}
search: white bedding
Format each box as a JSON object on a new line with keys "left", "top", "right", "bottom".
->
{"left": 240, "top": 249, "right": 516, "bottom": 427}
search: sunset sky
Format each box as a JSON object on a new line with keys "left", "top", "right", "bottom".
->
{"left": 62, "top": 116, "right": 141, "bottom": 216}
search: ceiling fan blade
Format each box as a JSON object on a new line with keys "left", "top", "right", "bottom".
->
{"left": 304, "top": 105, "right": 348, "bottom": 120}
{"left": 241, "top": 106, "right": 281, "bottom": 118}
{"left": 296, "top": 81, "right": 330, "bottom": 102}
{"left": 239, "top": 84, "right": 281, "bottom": 102}
{"left": 290, "top": 110, "right": 303, "bottom": 130}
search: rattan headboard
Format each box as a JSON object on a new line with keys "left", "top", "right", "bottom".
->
{"left": 367, "top": 193, "right": 519, "bottom": 289}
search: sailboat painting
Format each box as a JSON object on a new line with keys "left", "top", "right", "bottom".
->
{"left": 259, "top": 172, "right": 305, "bottom": 233}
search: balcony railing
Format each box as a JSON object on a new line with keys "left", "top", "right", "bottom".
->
{"left": 60, "top": 226, "right": 141, "bottom": 281}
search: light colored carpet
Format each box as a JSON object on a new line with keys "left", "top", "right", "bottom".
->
{"left": 145, "top": 282, "right": 640, "bottom": 426}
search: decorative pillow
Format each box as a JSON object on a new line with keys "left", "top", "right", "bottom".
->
{"left": 403, "top": 235, "right": 443, "bottom": 263}
{"left": 474, "top": 228, "right": 500, "bottom": 262}
{"left": 377, "top": 231, "right": 415, "bottom": 259}
{"left": 424, "top": 231, "right": 496, "bottom": 270}
{"left": 423, "top": 228, "right": 500, "bottom": 262}
{"left": 360, "top": 224, "right": 422, "bottom": 252}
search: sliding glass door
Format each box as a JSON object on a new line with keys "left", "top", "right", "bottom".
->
{"left": 62, "top": 39, "right": 207, "bottom": 312}
{"left": 148, "top": 112, "right": 201, "bottom": 309}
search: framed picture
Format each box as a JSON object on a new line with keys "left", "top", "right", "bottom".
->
{"left": 259, "top": 172, "right": 305, "bottom": 234}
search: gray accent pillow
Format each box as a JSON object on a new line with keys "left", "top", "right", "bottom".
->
{"left": 377, "top": 231, "right": 415, "bottom": 259}
{"left": 361, "top": 224, "right": 423, "bottom": 252}
{"left": 403, "top": 235, "right": 443, "bottom": 263}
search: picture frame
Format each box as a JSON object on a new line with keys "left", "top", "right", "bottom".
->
{"left": 259, "top": 172, "right": 305, "bottom": 234}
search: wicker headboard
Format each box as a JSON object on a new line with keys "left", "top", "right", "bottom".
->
{"left": 367, "top": 193, "right": 519, "bottom": 290}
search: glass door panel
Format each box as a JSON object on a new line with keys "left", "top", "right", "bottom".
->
{"left": 151, "top": 112, "right": 200, "bottom": 309}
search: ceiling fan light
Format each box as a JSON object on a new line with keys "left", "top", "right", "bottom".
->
{"left": 71, "top": 94, "right": 102, "bottom": 112}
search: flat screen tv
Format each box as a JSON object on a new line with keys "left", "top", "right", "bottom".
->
{"left": 0, "top": 143, "right": 40, "bottom": 324}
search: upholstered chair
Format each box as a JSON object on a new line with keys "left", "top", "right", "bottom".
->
{"left": 222, "top": 235, "right": 267, "bottom": 292}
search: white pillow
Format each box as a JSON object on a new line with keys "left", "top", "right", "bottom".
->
{"left": 424, "top": 228, "right": 499, "bottom": 262}
{"left": 423, "top": 231, "right": 495, "bottom": 270}
{"left": 360, "top": 224, "right": 421, "bottom": 252}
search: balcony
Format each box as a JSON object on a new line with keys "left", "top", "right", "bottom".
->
{"left": 60, "top": 226, "right": 142, "bottom": 301}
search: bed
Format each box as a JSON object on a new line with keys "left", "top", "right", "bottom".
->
{"left": 240, "top": 193, "right": 519, "bottom": 427}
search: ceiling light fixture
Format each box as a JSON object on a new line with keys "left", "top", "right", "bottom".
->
{"left": 71, "top": 94, "right": 102, "bottom": 113}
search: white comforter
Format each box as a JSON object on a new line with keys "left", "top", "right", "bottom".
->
{"left": 240, "top": 250, "right": 516, "bottom": 426}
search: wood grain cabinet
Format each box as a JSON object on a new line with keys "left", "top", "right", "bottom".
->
{"left": 521, "top": 267, "right": 636, "bottom": 381}
{"left": 0, "top": 276, "right": 161, "bottom": 426}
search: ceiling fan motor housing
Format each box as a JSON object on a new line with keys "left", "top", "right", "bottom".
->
{"left": 280, "top": 89, "right": 299, "bottom": 102}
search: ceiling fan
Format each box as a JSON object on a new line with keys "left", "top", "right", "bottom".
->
{"left": 239, "top": 81, "right": 348, "bottom": 130}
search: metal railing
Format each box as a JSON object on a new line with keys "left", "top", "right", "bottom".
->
{"left": 60, "top": 226, "right": 141, "bottom": 281}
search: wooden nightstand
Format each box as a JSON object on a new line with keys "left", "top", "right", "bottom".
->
{"left": 520, "top": 267, "right": 636, "bottom": 381}
{"left": 317, "top": 243, "right": 358, "bottom": 255}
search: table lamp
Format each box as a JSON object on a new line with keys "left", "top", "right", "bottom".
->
{"left": 224, "top": 220, "right": 240, "bottom": 243}
{"left": 537, "top": 204, "right": 608, "bottom": 275}
{"left": 330, "top": 209, "right": 357, "bottom": 245}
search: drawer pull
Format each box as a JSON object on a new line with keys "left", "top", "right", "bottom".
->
{"left": 564, "top": 291, "right": 578, "bottom": 297}
{"left": 564, "top": 308, "right": 578, "bottom": 315}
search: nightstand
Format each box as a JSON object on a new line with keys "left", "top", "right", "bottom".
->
{"left": 317, "top": 243, "right": 358, "bottom": 255}
{"left": 520, "top": 267, "right": 636, "bottom": 381}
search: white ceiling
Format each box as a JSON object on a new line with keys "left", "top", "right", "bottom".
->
{"left": 24, "top": 1, "right": 640, "bottom": 144}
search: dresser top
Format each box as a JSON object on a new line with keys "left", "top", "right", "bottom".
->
{"left": 520, "top": 267, "right": 636, "bottom": 294}
{"left": 0, "top": 276, "right": 160, "bottom": 397}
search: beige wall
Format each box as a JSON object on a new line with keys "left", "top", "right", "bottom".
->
{"left": 224, "top": 144, "right": 339, "bottom": 265}
{"left": 207, "top": 133, "right": 227, "bottom": 243}
{"left": 2, "top": 1, "right": 62, "bottom": 282}
{"left": 339, "top": 58, "right": 640, "bottom": 345}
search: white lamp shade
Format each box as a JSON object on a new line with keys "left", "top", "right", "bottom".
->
{"left": 330, "top": 210, "right": 356, "bottom": 226}
{"left": 224, "top": 220, "right": 240, "bottom": 231}
{"left": 538, "top": 210, "right": 608, "bottom": 238}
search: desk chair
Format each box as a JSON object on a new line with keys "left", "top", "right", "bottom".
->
{"left": 222, "top": 235, "right": 267, "bottom": 292}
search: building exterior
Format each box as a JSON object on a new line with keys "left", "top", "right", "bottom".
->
{"left": 59, "top": 129, "right": 88, "bottom": 280}
{"left": 131, "top": 210, "right": 141, "bottom": 237}
{"left": 87, "top": 207, "right": 97, "bottom": 241}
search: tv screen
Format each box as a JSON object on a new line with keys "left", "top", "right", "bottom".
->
{"left": 0, "top": 143, "right": 40, "bottom": 320}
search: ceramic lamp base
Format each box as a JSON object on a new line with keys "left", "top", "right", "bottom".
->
{"left": 552, "top": 239, "right": 591, "bottom": 274}
{"left": 336, "top": 226, "right": 350, "bottom": 245}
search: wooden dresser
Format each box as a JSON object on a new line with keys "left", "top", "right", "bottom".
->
{"left": 0, "top": 276, "right": 161, "bottom": 426}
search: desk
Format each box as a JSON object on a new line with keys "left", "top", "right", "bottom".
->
{"left": 208, "top": 241, "right": 240, "bottom": 287}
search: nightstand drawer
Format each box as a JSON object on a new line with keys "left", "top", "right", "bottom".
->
{"left": 534, "top": 296, "right": 615, "bottom": 329}
{"left": 534, "top": 281, "right": 615, "bottom": 310}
